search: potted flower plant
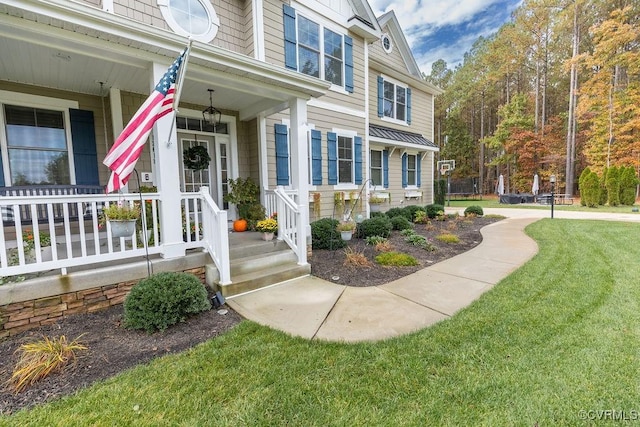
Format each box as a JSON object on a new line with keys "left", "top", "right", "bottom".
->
{"left": 255, "top": 216, "right": 278, "bottom": 241}
{"left": 369, "top": 196, "right": 386, "bottom": 212}
{"left": 102, "top": 203, "right": 140, "bottom": 238}
{"left": 23, "top": 229, "right": 52, "bottom": 261}
{"left": 336, "top": 221, "right": 356, "bottom": 241}
{"left": 223, "top": 177, "right": 261, "bottom": 232}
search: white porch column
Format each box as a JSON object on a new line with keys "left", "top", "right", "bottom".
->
{"left": 289, "top": 97, "right": 309, "bottom": 265}
{"left": 151, "top": 62, "right": 185, "bottom": 259}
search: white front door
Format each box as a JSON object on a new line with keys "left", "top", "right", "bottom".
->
{"left": 179, "top": 133, "right": 230, "bottom": 209}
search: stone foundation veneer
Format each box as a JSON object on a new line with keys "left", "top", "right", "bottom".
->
{"left": 0, "top": 253, "right": 208, "bottom": 338}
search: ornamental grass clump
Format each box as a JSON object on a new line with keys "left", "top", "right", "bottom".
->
{"left": 9, "top": 335, "right": 87, "bottom": 393}
{"left": 123, "top": 272, "right": 211, "bottom": 333}
{"left": 436, "top": 233, "right": 460, "bottom": 244}
{"left": 374, "top": 251, "right": 419, "bottom": 266}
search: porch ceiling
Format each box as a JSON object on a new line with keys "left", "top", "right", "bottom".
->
{"left": 0, "top": 1, "right": 329, "bottom": 120}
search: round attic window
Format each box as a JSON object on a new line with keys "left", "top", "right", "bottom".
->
{"left": 158, "top": 0, "right": 220, "bottom": 43}
{"left": 381, "top": 34, "right": 393, "bottom": 53}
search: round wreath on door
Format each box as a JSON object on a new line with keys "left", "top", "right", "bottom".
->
{"left": 183, "top": 145, "right": 211, "bottom": 171}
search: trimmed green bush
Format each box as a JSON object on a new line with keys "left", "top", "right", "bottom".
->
{"left": 464, "top": 205, "right": 484, "bottom": 216}
{"left": 606, "top": 166, "right": 620, "bottom": 206}
{"left": 375, "top": 251, "right": 419, "bottom": 266}
{"left": 619, "top": 166, "right": 638, "bottom": 205}
{"left": 404, "top": 205, "right": 425, "bottom": 222}
{"left": 425, "top": 204, "right": 445, "bottom": 219}
{"left": 358, "top": 216, "right": 393, "bottom": 239}
{"left": 391, "top": 215, "right": 413, "bottom": 231}
{"left": 385, "top": 207, "right": 410, "bottom": 220}
{"left": 578, "top": 167, "right": 591, "bottom": 206}
{"left": 311, "top": 218, "right": 346, "bottom": 250}
{"left": 434, "top": 178, "right": 446, "bottom": 205}
{"left": 582, "top": 171, "right": 601, "bottom": 207}
{"left": 123, "top": 272, "right": 211, "bottom": 333}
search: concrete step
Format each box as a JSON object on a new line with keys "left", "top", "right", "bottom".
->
{"left": 228, "top": 235, "right": 289, "bottom": 259}
{"left": 216, "top": 263, "right": 311, "bottom": 297}
{"left": 229, "top": 249, "right": 298, "bottom": 276}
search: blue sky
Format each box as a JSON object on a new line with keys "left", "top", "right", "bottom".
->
{"left": 369, "top": 0, "right": 523, "bottom": 74}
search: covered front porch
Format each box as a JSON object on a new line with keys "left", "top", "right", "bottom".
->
{"left": 0, "top": 1, "right": 328, "bottom": 290}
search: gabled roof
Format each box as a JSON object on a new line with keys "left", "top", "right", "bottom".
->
{"left": 346, "top": 0, "right": 382, "bottom": 40}
{"left": 369, "top": 124, "right": 437, "bottom": 149}
{"left": 377, "top": 10, "right": 421, "bottom": 78}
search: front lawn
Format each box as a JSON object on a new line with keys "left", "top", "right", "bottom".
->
{"left": 3, "top": 219, "right": 640, "bottom": 426}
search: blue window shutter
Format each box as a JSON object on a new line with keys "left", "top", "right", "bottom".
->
{"left": 327, "top": 132, "right": 337, "bottom": 185}
{"left": 354, "top": 136, "right": 362, "bottom": 184}
{"left": 401, "top": 153, "right": 408, "bottom": 188}
{"left": 383, "top": 149, "right": 389, "bottom": 188}
{"left": 344, "top": 35, "right": 354, "bottom": 93}
{"left": 275, "top": 124, "right": 290, "bottom": 186}
{"left": 70, "top": 109, "right": 99, "bottom": 185}
{"left": 283, "top": 5, "right": 297, "bottom": 71}
{"left": 416, "top": 154, "right": 421, "bottom": 187}
{"left": 377, "top": 76, "right": 384, "bottom": 117}
{"left": 407, "top": 88, "right": 412, "bottom": 124}
{"left": 311, "top": 129, "right": 322, "bottom": 185}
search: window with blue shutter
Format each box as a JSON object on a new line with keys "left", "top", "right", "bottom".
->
{"left": 401, "top": 153, "right": 408, "bottom": 188}
{"left": 327, "top": 132, "right": 337, "bottom": 185}
{"left": 377, "top": 76, "right": 384, "bottom": 118}
{"left": 311, "top": 129, "right": 322, "bottom": 185}
{"left": 275, "top": 124, "right": 290, "bottom": 186}
{"left": 383, "top": 149, "right": 389, "bottom": 188}
{"left": 416, "top": 154, "right": 421, "bottom": 187}
{"left": 354, "top": 136, "right": 362, "bottom": 184}
{"left": 344, "top": 36, "right": 353, "bottom": 93}
{"left": 70, "top": 109, "right": 99, "bottom": 186}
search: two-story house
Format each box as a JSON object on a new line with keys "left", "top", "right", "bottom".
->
{"left": 0, "top": 0, "right": 440, "bottom": 335}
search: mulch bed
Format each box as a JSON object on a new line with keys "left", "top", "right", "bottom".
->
{"left": 0, "top": 214, "right": 499, "bottom": 416}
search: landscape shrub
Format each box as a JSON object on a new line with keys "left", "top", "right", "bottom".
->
{"left": 425, "top": 204, "right": 445, "bottom": 219}
{"left": 358, "top": 216, "right": 392, "bottom": 239}
{"left": 123, "top": 272, "right": 211, "bottom": 333}
{"left": 365, "top": 236, "right": 387, "bottom": 245}
{"left": 578, "top": 167, "right": 591, "bottom": 206}
{"left": 375, "top": 251, "right": 419, "bottom": 266}
{"left": 580, "top": 169, "right": 601, "bottom": 207}
{"left": 606, "top": 166, "right": 620, "bottom": 206}
{"left": 436, "top": 233, "right": 460, "bottom": 244}
{"left": 404, "top": 205, "right": 425, "bottom": 221}
{"left": 404, "top": 233, "right": 436, "bottom": 251}
{"left": 311, "top": 218, "right": 346, "bottom": 250}
{"left": 385, "top": 207, "right": 410, "bottom": 220}
{"left": 464, "top": 205, "right": 484, "bottom": 217}
{"left": 400, "top": 228, "right": 416, "bottom": 237}
{"left": 619, "top": 166, "right": 638, "bottom": 205}
{"left": 391, "top": 215, "right": 413, "bottom": 231}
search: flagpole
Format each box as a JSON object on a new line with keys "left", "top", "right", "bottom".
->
{"left": 166, "top": 37, "right": 192, "bottom": 148}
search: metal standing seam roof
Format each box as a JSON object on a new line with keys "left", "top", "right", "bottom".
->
{"left": 369, "top": 124, "right": 437, "bottom": 148}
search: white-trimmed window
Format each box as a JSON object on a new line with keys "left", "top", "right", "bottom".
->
{"left": 283, "top": 5, "right": 353, "bottom": 92}
{"left": 370, "top": 149, "right": 383, "bottom": 187}
{"left": 383, "top": 80, "right": 406, "bottom": 121}
{"left": 158, "top": 0, "right": 220, "bottom": 43}
{"left": 407, "top": 154, "right": 417, "bottom": 186}
{"left": 337, "top": 135, "right": 353, "bottom": 184}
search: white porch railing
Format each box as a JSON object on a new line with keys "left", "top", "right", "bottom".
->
{"left": 195, "top": 187, "right": 230, "bottom": 285}
{"left": 273, "top": 186, "right": 306, "bottom": 265}
{"left": 264, "top": 188, "right": 297, "bottom": 218}
{"left": 0, "top": 193, "right": 163, "bottom": 279}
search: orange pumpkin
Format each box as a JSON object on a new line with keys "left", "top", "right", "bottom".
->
{"left": 233, "top": 219, "right": 248, "bottom": 232}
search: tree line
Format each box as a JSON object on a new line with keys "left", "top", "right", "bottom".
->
{"left": 426, "top": 0, "right": 639, "bottom": 198}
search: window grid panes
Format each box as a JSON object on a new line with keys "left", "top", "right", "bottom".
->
{"left": 370, "top": 150, "right": 382, "bottom": 186}
{"left": 168, "top": 0, "right": 209, "bottom": 35}
{"left": 298, "top": 16, "right": 320, "bottom": 78}
{"left": 4, "top": 105, "right": 70, "bottom": 185}
{"left": 338, "top": 136, "right": 353, "bottom": 184}
{"left": 324, "top": 28, "right": 343, "bottom": 86}
{"left": 407, "top": 154, "right": 417, "bottom": 186}
{"left": 382, "top": 79, "right": 407, "bottom": 122}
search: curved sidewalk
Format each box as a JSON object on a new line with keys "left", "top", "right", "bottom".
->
{"left": 227, "top": 214, "right": 539, "bottom": 343}
{"left": 227, "top": 208, "right": 640, "bottom": 342}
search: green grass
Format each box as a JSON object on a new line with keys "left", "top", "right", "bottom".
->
{"left": 4, "top": 220, "right": 640, "bottom": 426}
{"left": 446, "top": 196, "right": 640, "bottom": 214}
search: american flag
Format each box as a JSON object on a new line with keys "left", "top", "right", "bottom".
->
{"left": 103, "top": 48, "right": 187, "bottom": 193}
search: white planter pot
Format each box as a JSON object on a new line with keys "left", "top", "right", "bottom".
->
{"left": 261, "top": 232, "right": 275, "bottom": 241}
{"left": 340, "top": 231, "right": 353, "bottom": 241}
{"left": 370, "top": 204, "right": 382, "bottom": 212}
{"left": 109, "top": 219, "right": 137, "bottom": 238}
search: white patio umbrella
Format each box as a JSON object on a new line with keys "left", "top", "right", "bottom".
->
{"left": 497, "top": 174, "right": 505, "bottom": 195}
{"left": 532, "top": 174, "right": 539, "bottom": 195}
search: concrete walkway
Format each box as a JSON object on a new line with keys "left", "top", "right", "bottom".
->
{"left": 227, "top": 208, "right": 640, "bottom": 343}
